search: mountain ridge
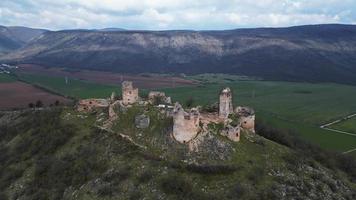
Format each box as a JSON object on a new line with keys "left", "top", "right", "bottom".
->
{"left": 1, "top": 24, "right": 356, "bottom": 84}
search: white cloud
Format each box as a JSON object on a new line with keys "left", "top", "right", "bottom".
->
{"left": 0, "top": 0, "right": 355, "bottom": 30}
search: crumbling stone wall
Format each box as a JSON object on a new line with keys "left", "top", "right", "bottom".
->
{"left": 219, "top": 87, "right": 233, "bottom": 118}
{"left": 221, "top": 125, "right": 241, "bottom": 142}
{"left": 172, "top": 103, "right": 201, "bottom": 143}
{"left": 235, "top": 106, "right": 255, "bottom": 133}
{"left": 122, "top": 81, "right": 139, "bottom": 105}
{"left": 148, "top": 91, "right": 172, "bottom": 105}
{"left": 77, "top": 99, "right": 109, "bottom": 112}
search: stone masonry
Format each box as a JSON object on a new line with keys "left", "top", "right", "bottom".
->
{"left": 122, "top": 81, "right": 139, "bottom": 105}
{"left": 172, "top": 102, "right": 201, "bottom": 143}
{"left": 219, "top": 87, "right": 233, "bottom": 118}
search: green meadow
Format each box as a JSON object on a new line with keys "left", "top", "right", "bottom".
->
{"left": 13, "top": 72, "right": 356, "bottom": 152}
{"left": 0, "top": 73, "right": 17, "bottom": 83}
{"left": 330, "top": 117, "right": 356, "bottom": 135}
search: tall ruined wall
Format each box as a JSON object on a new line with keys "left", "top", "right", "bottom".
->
{"left": 172, "top": 103, "right": 200, "bottom": 143}
{"left": 240, "top": 115, "right": 255, "bottom": 133}
{"left": 77, "top": 99, "right": 109, "bottom": 112}
{"left": 148, "top": 91, "right": 172, "bottom": 105}
{"left": 122, "top": 81, "right": 139, "bottom": 105}
{"left": 219, "top": 87, "right": 233, "bottom": 118}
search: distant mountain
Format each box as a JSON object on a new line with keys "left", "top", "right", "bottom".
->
{"left": 1, "top": 24, "right": 356, "bottom": 84}
{"left": 0, "top": 25, "right": 47, "bottom": 55}
{"left": 96, "top": 28, "right": 126, "bottom": 31}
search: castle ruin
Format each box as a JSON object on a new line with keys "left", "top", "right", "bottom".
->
{"left": 77, "top": 99, "right": 110, "bottom": 112}
{"left": 122, "top": 81, "right": 139, "bottom": 105}
{"left": 172, "top": 102, "right": 201, "bottom": 143}
{"left": 219, "top": 87, "right": 233, "bottom": 118}
{"left": 77, "top": 81, "right": 255, "bottom": 145}
{"left": 148, "top": 91, "right": 172, "bottom": 105}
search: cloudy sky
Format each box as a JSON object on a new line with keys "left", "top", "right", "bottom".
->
{"left": 0, "top": 0, "right": 355, "bottom": 30}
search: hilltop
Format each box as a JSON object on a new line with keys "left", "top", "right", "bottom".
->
{"left": 0, "top": 98, "right": 355, "bottom": 199}
{"left": 1, "top": 24, "right": 356, "bottom": 84}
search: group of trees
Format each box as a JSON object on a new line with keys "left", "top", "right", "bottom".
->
{"left": 28, "top": 100, "right": 61, "bottom": 109}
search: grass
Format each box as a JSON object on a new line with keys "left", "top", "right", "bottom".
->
{"left": 329, "top": 117, "right": 356, "bottom": 135}
{"left": 0, "top": 74, "right": 17, "bottom": 83}
{"left": 17, "top": 73, "right": 120, "bottom": 99}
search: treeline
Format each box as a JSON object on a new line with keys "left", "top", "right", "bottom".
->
{"left": 256, "top": 120, "right": 356, "bottom": 183}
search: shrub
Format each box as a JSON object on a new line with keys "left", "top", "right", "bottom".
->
{"left": 186, "top": 164, "right": 237, "bottom": 175}
{"left": 35, "top": 100, "right": 43, "bottom": 108}
{"left": 138, "top": 170, "right": 153, "bottom": 183}
{"left": 160, "top": 175, "right": 193, "bottom": 197}
{"left": 185, "top": 97, "right": 194, "bottom": 108}
{"left": 227, "top": 183, "right": 246, "bottom": 199}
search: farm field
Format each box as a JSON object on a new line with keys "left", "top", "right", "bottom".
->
{"left": 17, "top": 73, "right": 121, "bottom": 99}
{"left": 329, "top": 117, "right": 356, "bottom": 135}
{"left": 6, "top": 72, "right": 356, "bottom": 152}
{"left": 0, "top": 73, "right": 16, "bottom": 83}
{"left": 0, "top": 81, "right": 69, "bottom": 109}
{"left": 16, "top": 64, "right": 196, "bottom": 89}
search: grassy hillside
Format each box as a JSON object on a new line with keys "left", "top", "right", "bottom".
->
{"left": 0, "top": 108, "right": 355, "bottom": 199}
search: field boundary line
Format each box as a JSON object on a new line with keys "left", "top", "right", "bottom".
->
{"left": 319, "top": 113, "right": 356, "bottom": 137}
{"left": 342, "top": 148, "right": 356, "bottom": 154}
{"left": 320, "top": 113, "right": 356, "bottom": 128}
{"left": 320, "top": 127, "right": 356, "bottom": 137}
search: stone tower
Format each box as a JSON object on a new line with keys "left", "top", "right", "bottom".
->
{"left": 219, "top": 87, "right": 233, "bottom": 118}
{"left": 122, "top": 81, "right": 139, "bottom": 105}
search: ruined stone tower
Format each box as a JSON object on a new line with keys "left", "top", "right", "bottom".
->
{"left": 122, "top": 81, "right": 139, "bottom": 105}
{"left": 172, "top": 102, "right": 200, "bottom": 143}
{"left": 219, "top": 87, "right": 233, "bottom": 118}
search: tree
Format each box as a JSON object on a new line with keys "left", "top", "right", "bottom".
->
{"left": 35, "top": 100, "right": 43, "bottom": 108}
{"left": 54, "top": 100, "right": 60, "bottom": 106}
{"left": 185, "top": 97, "right": 194, "bottom": 108}
{"left": 28, "top": 103, "right": 34, "bottom": 108}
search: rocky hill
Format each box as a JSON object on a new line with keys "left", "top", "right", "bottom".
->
{"left": 0, "top": 106, "right": 355, "bottom": 200}
{"left": 1, "top": 24, "right": 356, "bottom": 84}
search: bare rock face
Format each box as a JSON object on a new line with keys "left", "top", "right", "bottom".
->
{"left": 135, "top": 114, "right": 150, "bottom": 129}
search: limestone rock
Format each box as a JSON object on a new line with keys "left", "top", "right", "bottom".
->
{"left": 135, "top": 114, "right": 150, "bottom": 129}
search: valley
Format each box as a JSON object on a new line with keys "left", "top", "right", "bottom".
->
{"left": 2, "top": 70, "right": 355, "bottom": 154}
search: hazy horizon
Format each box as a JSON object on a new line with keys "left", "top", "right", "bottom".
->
{"left": 1, "top": 0, "right": 356, "bottom": 31}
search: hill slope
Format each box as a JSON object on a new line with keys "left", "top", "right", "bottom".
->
{"left": 2, "top": 24, "right": 356, "bottom": 84}
{"left": 0, "top": 26, "right": 47, "bottom": 55}
{"left": 0, "top": 107, "right": 355, "bottom": 199}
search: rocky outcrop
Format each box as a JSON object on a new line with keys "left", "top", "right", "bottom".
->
{"left": 135, "top": 114, "right": 150, "bottom": 129}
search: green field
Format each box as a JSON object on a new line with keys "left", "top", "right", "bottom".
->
{"left": 0, "top": 73, "right": 17, "bottom": 83}
{"left": 17, "top": 73, "right": 120, "bottom": 99}
{"left": 330, "top": 117, "right": 356, "bottom": 135}
{"left": 12, "top": 73, "right": 356, "bottom": 152}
